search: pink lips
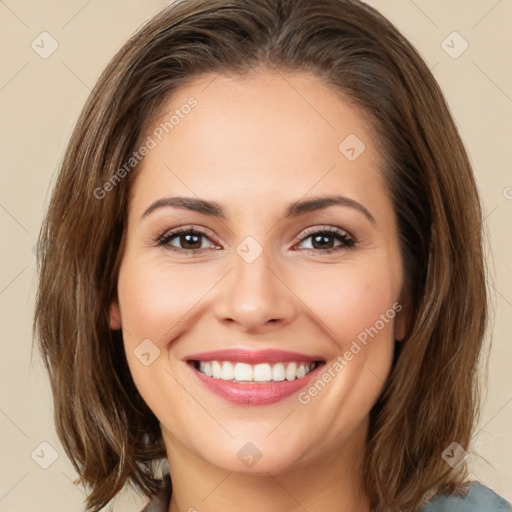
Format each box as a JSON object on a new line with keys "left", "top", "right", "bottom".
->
{"left": 185, "top": 348, "right": 325, "bottom": 406}
{"left": 185, "top": 348, "right": 323, "bottom": 364}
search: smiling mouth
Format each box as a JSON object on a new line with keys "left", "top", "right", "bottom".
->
{"left": 188, "top": 360, "right": 323, "bottom": 383}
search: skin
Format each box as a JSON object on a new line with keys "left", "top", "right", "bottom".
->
{"left": 109, "top": 70, "right": 407, "bottom": 512}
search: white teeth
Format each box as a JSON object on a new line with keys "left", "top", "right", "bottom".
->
{"left": 272, "top": 362, "right": 286, "bottom": 381}
{"left": 285, "top": 362, "right": 297, "bottom": 381}
{"left": 196, "top": 360, "right": 317, "bottom": 382}
{"left": 220, "top": 361, "right": 234, "bottom": 380}
{"left": 211, "top": 360, "right": 222, "bottom": 378}
{"left": 201, "top": 361, "right": 213, "bottom": 377}
{"left": 234, "top": 362, "right": 253, "bottom": 381}
{"left": 253, "top": 363, "right": 272, "bottom": 382}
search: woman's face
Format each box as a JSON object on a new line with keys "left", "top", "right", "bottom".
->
{"left": 110, "top": 70, "right": 407, "bottom": 475}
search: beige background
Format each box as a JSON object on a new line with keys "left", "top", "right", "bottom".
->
{"left": 0, "top": 0, "right": 510, "bottom": 510}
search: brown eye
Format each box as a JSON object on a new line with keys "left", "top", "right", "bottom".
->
{"left": 295, "top": 226, "right": 355, "bottom": 254}
{"left": 157, "top": 228, "right": 218, "bottom": 253}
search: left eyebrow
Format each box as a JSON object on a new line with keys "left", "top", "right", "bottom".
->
{"left": 141, "top": 194, "right": 376, "bottom": 225}
{"left": 284, "top": 195, "right": 376, "bottom": 225}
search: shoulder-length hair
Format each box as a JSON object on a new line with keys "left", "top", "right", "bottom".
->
{"left": 34, "top": 0, "right": 488, "bottom": 510}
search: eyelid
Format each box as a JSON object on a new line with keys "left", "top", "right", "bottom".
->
{"left": 296, "top": 224, "right": 354, "bottom": 242}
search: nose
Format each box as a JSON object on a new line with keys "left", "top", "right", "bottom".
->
{"left": 213, "top": 247, "right": 298, "bottom": 334}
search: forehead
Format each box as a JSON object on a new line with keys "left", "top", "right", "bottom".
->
{"left": 129, "top": 70, "right": 388, "bottom": 218}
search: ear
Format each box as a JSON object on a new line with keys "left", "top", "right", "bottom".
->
{"left": 109, "top": 296, "right": 122, "bottom": 330}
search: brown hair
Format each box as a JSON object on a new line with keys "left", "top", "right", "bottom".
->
{"left": 33, "top": 0, "right": 488, "bottom": 510}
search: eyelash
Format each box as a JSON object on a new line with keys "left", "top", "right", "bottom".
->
{"left": 156, "top": 224, "right": 356, "bottom": 255}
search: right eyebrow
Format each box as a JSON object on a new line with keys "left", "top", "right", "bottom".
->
{"left": 141, "top": 197, "right": 226, "bottom": 219}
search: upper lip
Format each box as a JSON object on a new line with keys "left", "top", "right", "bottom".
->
{"left": 185, "top": 348, "right": 324, "bottom": 365}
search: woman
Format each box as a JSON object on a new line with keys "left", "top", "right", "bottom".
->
{"left": 33, "top": 0, "right": 511, "bottom": 511}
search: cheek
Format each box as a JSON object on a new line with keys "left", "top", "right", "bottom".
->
{"left": 116, "top": 257, "right": 206, "bottom": 421}
{"left": 117, "top": 256, "right": 217, "bottom": 347}
{"left": 293, "top": 262, "right": 397, "bottom": 348}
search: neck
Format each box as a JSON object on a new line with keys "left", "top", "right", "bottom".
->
{"left": 163, "top": 420, "right": 372, "bottom": 512}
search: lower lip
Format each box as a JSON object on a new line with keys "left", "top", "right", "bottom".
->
{"left": 188, "top": 362, "right": 324, "bottom": 405}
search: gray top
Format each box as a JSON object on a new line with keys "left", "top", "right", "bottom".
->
{"left": 422, "top": 482, "right": 511, "bottom": 511}
{"left": 137, "top": 475, "right": 511, "bottom": 512}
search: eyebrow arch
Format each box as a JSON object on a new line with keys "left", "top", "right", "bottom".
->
{"left": 284, "top": 195, "right": 376, "bottom": 224}
{"left": 141, "top": 194, "right": 376, "bottom": 224}
{"left": 142, "top": 196, "right": 225, "bottom": 219}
